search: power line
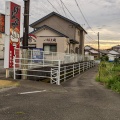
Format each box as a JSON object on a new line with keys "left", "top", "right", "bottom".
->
{"left": 86, "top": 34, "right": 97, "bottom": 42}
{"left": 60, "top": 0, "right": 97, "bottom": 43}
{"left": 74, "top": 0, "right": 96, "bottom": 34}
{"left": 59, "top": 0, "right": 77, "bottom": 22}
{"left": 48, "top": 0, "right": 97, "bottom": 43}
{"left": 55, "top": 0, "right": 65, "bottom": 16}
{"left": 47, "top": 0, "right": 60, "bottom": 14}
{"left": 32, "top": 0, "right": 97, "bottom": 46}
{"left": 60, "top": 0, "right": 67, "bottom": 17}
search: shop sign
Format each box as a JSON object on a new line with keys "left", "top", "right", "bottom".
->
{"left": 0, "top": 13, "right": 5, "bottom": 33}
{"left": 44, "top": 38, "right": 56, "bottom": 42}
{"left": 4, "top": 1, "right": 21, "bottom": 68}
{"left": 28, "top": 34, "right": 37, "bottom": 44}
{"left": 32, "top": 48, "right": 43, "bottom": 63}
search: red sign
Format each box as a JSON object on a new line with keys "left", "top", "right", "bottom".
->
{"left": 28, "top": 34, "right": 37, "bottom": 43}
{"left": 0, "top": 14, "right": 5, "bottom": 33}
{"left": 9, "top": 2, "right": 21, "bottom": 68}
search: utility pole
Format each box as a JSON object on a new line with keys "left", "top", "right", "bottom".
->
{"left": 98, "top": 32, "right": 101, "bottom": 81}
{"left": 23, "top": 0, "right": 30, "bottom": 48}
{"left": 98, "top": 32, "right": 100, "bottom": 59}
{"left": 22, "top": 0, "right": 30, "bottom": 79}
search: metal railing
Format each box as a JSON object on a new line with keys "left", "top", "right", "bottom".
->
{"left": 13, "top": 54, "right": 95, "bottom": 85}
{"left": 59, "top": 61, "right": 95, "bottom": 83}
{"left": 14, "top": 48, "right": 94, "bottom": 68}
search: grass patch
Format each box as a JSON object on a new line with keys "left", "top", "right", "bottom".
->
{"left": 0, "top": 80, "right": 19, "bottom": 89}
{"left": 16, "top": 112, "right": 25, "bottom": 115}
{"left": 96, "top": 61, "right": 120, "bottom": 93}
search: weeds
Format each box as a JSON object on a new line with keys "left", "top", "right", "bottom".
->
{"left": 96, "top": 61, "right": 120, "bottom": 93}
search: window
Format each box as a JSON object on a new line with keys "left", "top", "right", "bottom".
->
{"left": 43, "top": 44, "right": 57, "bottom": 54}
{"left": 50, "top": 45, "right": 57, "bottom": 52}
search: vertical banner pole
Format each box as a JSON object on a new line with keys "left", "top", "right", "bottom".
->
{"left": 13, "top": 56, "right": 16, "bottom": 79}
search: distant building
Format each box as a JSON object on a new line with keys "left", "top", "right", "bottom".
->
{"left": 111, "top": 45, "right": 120, "bottom": 53}
{"left": 107, "top": 50, "right": 120, "bottom": 62}
{"left": 84, "top": 45, "right": 99, "bottom": 59}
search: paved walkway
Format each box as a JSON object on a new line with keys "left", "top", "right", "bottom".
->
{"left": 0, "top": 66, "right": 120, "bottom": 120}
{"left": 62, "top": 66, "right": 120, "bottom": 120}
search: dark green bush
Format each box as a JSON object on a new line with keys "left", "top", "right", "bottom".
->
{"left": 100, "top": 56, "right": 108, "bottom": 61}
{"left": 114, "top": 58, "right": 119, "bottom": 64}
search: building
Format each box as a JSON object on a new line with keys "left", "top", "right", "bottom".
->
{"left": 107, "top": 50, "right": 120, "bottom": 62}
{"left": 29, "top": 12, "right": 87, "bottom": 55}
{"left": 84, "top": 45, "right": 99, "bottom": 59}
{"left": 111, "top": 45, "right": 120, "bottom": 53}
{"left": 29, "top": 25, "right": 69, "bottom": 53}
{"left": 0, "top": 33, "right": 4, "bottom": 59}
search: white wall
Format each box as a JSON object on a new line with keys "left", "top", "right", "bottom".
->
{"left": 36, "top": 37, "right": 68, "bottom": 53}
{"left": 32, "top": 28, "right": 69, "bottom": 53}
{"left": 75, "top": 28, "right": 80, "bottom": 42}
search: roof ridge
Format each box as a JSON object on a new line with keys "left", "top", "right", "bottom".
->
{"left": 30, "top": 11, "right": 87, "bottom": 33}
{"left": 30, "top": 25, "right": 69, "bottom": 38}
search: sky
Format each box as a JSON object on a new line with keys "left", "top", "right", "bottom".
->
{"left": 0, "top": 0, "right": 120, "bottom": 49}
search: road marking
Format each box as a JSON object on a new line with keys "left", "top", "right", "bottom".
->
{"left": 0, "top": 107, "right": 10, "bottom": 111}
{"left": 0, "top": 86, "right": 16, "bottom": 93}
{"left": 19, "top": 90, "right": 46, "bottom": 95}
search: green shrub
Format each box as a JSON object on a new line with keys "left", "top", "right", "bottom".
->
{"left": 114, "top": 58, "right": 120, "bottom": 64}
{"left": 100, "top": 56, "right": 108, "bottom": 61}
{"left": 96, "top": 62, "right": 120, "bottom": 93}
{"left": 111, "top": 81, "right": 120, "bottom": 93}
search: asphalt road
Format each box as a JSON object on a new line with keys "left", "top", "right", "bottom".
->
{"left": 0, "top": 66, "right": 120, "bottom": 120}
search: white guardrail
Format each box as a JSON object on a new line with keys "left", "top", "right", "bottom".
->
{"left": 13, "top": 55, "right": 95, "bottom": 85}
{"left": 14, "top": 48, "right": 94, "bottom": 65}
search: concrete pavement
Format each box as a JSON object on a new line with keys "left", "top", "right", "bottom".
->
{"left": 0, "top": 66, "right": 120, "bottom": 120}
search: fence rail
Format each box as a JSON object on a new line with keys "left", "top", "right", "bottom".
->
{"left": 14, "top": 48, "right": 94, "bottom": 67}
{"left": 13, "top": 54, "right": 95, "bottom": 85}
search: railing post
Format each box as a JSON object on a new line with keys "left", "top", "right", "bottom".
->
{"left": 92, "top": 61, "right": 94, "bottom": 67}
{"left": 83, "top": 62, "right": 84, "bottom": 72}
{"left": 79, "top": 63, "right": 80, "bottom": 74}
{"left": 43, "top": 51, "right": 44, "bottom": 67}
{"left": 57, "top": 60, "right": 60, "bottom": 85}
{"left": 89, "top": 61, "right": 91, "bottom": 68}
{"left": 90, "top": 61, "right": 92, "bottom": 68}
{"left": 50, "top": 68, "right": 52, "bottom": 84}
{"left": 31, "top": 49, "right": 32, "bottom": 68}
{"left": 64, "top": 66, "right": 66, "bottom": 82}
{"left": 73, "top": 64, "right": 74, "bottom": 77}
{"left": 13, "top": 56, "right": 16, "bottom": 80}
{"left": 88, "top": 61, "right": 90, "bottom": 69}
{"left": 94, "top": 61, "right": 95, "bottom": 66}
{"left": 87, "top": 62, "right": 89, "bottom": 69}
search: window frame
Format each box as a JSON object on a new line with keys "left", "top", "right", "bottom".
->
{"left": 43, "top": 43, "right": 57, "bottom": 54}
